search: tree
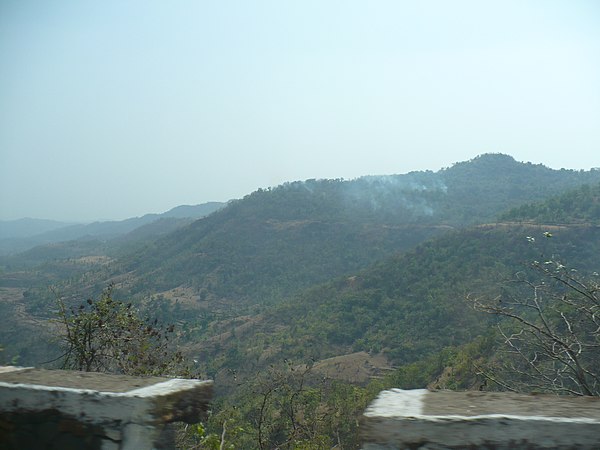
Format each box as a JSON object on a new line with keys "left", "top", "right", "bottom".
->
{"left": 472, "top": 254, "right": 600, "bottom": 396}
{"left": 193, "top": 360, "right": 369, "bottom": 450}
{"left": 237, "top": 361, "right": 330, "bottom": 450}
{"left": 54, "top": 284, "right": 184, "bottom": 376}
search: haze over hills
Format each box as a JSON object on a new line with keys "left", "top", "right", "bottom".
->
{"left": 3, "top": 0, "right": 598, "bottom": 444}
{"left": 0, "top": 201, "right": 226, "bottom": 256}
{"left": 2, "top": 153, "right": 600, "bottom": 362}
{"left": 2, "top": 153, "right": 600, "bottom": 446}
{"left": 0, "top": 218, "right": 75, "bottom": 239}
{"left": 109, "top": 154, "right": 600, "bottom": 305}
{"left": 3, "top": 153, "right": 600, "bottom": 295}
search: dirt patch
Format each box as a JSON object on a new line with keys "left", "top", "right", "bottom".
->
{"left": 156, "top": 286, "right": 200, "bottom": 306}
{"left": 0, "top": 287, "right": 26, "bottom": 303}
{"left": 310, "top": 351, "right": 394, "bottom": 385}
{"left": 73, "top": 255, "right": 113, "bottom": 265}
{"left": 0, "top": 287, "right": 47, "bottom": 328}
{"left": 266, "top": 219, "right": 317, "bottom": 231}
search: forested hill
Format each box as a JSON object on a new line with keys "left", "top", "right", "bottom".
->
{"left": 116, "top": 154, "right": 600, "bottom": 304}
{"left": 177, "top": 153, "right": 600, "bottom": 227}
{"left": 3, "top": 154, "right": 600, "bottom": 389}
{"left": 500, "top": 181, "right": 600, "bottom": 224}
{"left": 434, "top": 154, "right": 600, "bottom": 224}
{"left": 202, "top": 212, "right": 600, "bottom": 379}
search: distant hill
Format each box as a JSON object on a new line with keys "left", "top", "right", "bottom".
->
{"left": 0, "top": 201, "right": 226, "bottom": 256}
{"left": 112, "top": 154, "right": 600, "bottom": 306}
{"left": 162, "top": 203, "right": 226, "bottom": 219}
{"left": 432, "top": 154, "right": 600, "bottom": 225}
{"left": 0, "top": 218, "right": 74, "bottom": 239}
{"left": 29, "top": 201, "right": 227, "bottom": 241}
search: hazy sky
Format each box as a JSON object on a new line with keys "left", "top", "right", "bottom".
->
{"left": 1, "top": 0, "right": 599, "bottom": 221}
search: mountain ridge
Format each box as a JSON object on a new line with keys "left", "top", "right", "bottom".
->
{"left": 0, "top": 201, "right": 226, "bottom": 255}
{"left": 111, "top": 153, "right": 600, "bottom": 304}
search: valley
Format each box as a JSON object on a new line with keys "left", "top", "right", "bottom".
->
{"left": 1, "top": 154, "right": 600, "bottom": 447}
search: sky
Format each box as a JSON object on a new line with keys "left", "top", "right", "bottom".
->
{"left": 1, "top": 0, "right": 599, "bottom": 222}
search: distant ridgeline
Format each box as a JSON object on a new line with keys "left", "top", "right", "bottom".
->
{"left": 0, "top": 202, "right": 226, "bottom": 257}
{"left": 221, "top": 153, "right": 600, "bottom": 227}
{"left": 118, "top": 153, "right": 600, "bottom": 299}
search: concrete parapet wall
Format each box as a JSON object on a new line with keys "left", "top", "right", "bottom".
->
{"left": 0, "top": 366, "right": 212, "bottom": 450}
{"left": 361, "top": 389, "right": 600, "bottom": 449}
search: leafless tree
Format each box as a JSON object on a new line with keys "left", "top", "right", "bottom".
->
{"left": 471, "top": 258, "right": 600, "bottom": 396}
{"left": 251, "top": 360, "right": 328, "bottom": 449}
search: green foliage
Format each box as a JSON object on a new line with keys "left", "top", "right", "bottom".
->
{"left": 0, "top": 344, "right": 21, "bottom": 366}
{"left": 436, "top": 154, "right": 600, "bottom": 225}
{"left": 55, "top": 285, "right": 184, "bottom": 376}
{"left": 253, "top": 227, "right": 529, "bottom": 367}
{"left": 381, "top": 336, "right": 496, "bottom": 391}
{"left": 198, "top": 224, "right": 600, "bottom": 401}
{"left": 199, "top": 361, "right": 370, "bottom": 449}
{"left": 500, "top": 182, "right": 600, "bottom": 224}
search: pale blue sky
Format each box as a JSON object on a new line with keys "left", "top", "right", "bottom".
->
{"left": 1, "top": 0, "right": 599, "bottom": 221}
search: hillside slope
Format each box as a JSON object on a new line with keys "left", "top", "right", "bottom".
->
{"left": 500, "top": 181, "right": 600, "bottom": 224}
{"left": 3, "top": 154, "right": 600, "bottom": 369}
{"left": 190, "top": 223, "right": 600, "bottom": 386}
{"left": 114, "top": 154, "right": 600, "bottom": 305}
{"left": 174, "top": 178, "right": 600, "bottom": 383}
